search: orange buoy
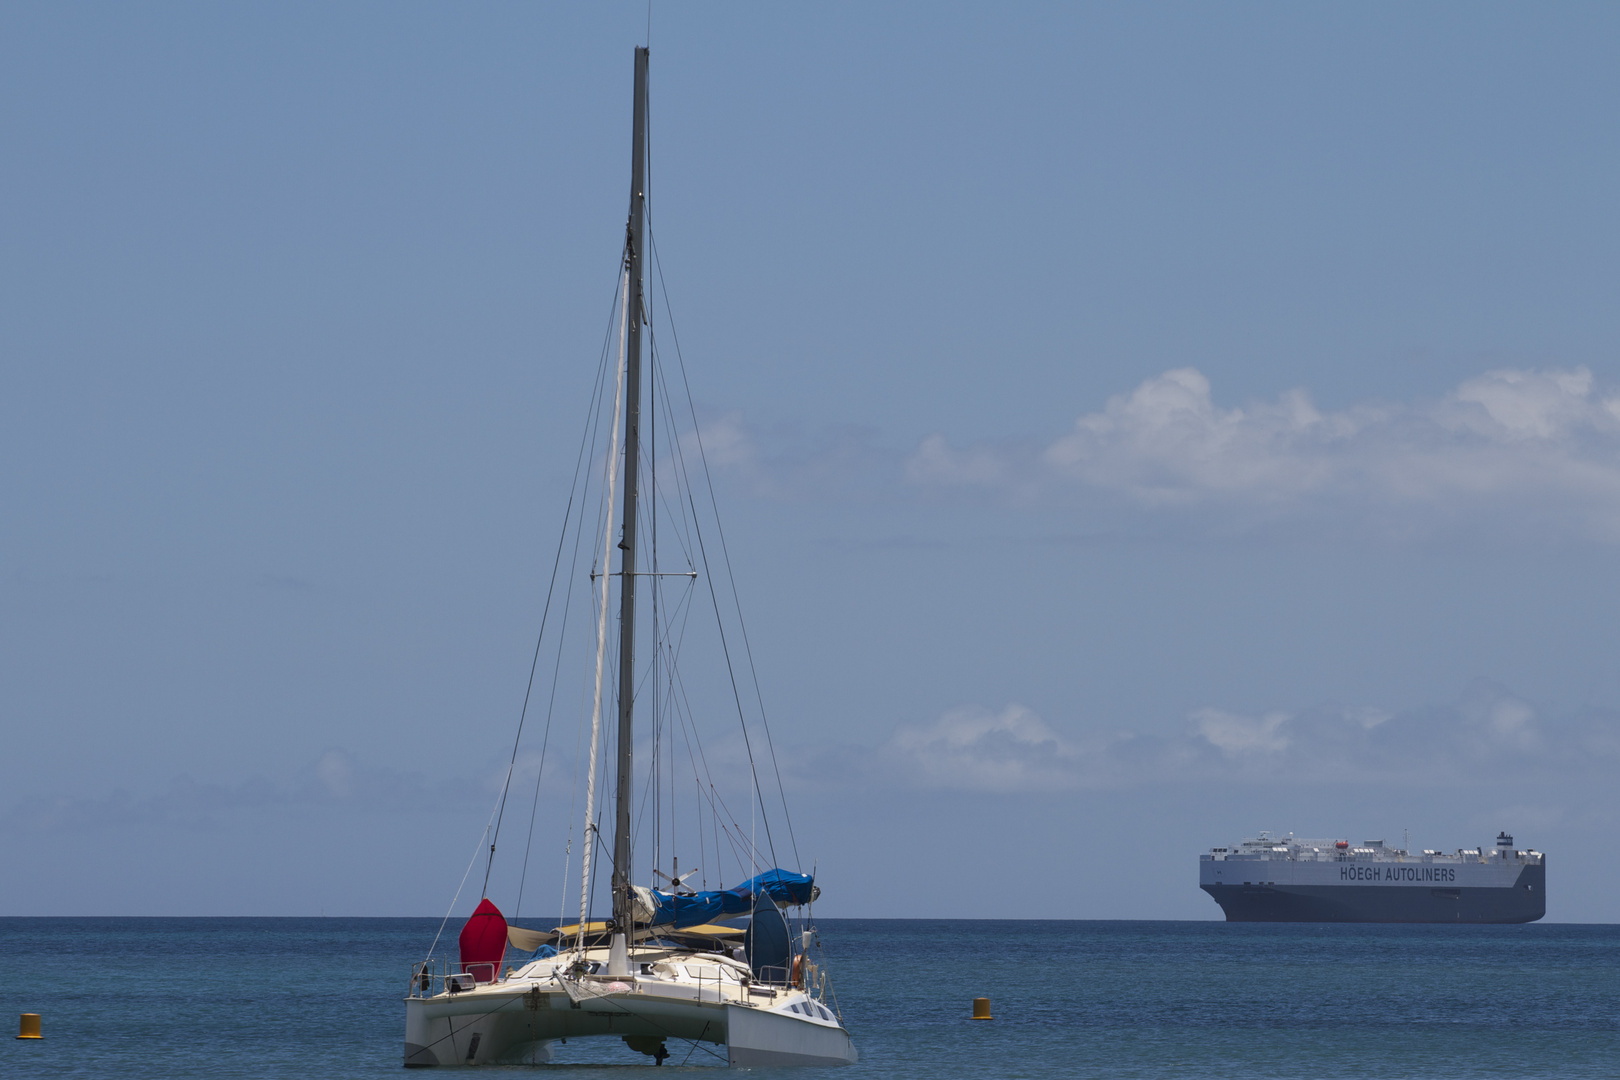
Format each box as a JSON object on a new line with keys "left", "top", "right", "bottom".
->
{"left": 971, "top": 997, "right": 992, "bottom": 1020}
{"left": 17, "top": 1013, "right": 42, "bottom": 1039}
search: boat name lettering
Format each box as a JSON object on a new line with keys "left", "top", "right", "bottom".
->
{"left": 1339, "top": 866, "right": 1456, "bottom": 882}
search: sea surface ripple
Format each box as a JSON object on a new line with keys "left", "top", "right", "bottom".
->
{"left": 2, "top": 917, "right": 1616, "bottom": 1078}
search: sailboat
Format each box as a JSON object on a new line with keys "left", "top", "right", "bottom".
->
{"left": 402, "top": 47, "right": 857, "bottom": 1068}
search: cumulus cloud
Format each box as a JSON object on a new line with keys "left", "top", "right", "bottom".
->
{"left": 1191, "top": 708, "right": 1293, "bottom": 755}
{"left": 687, "top": 411, "right": 758, "bottom": 472}
{"left": 882, "top": 704, "right": 1084, "bottom": 792}
{"left": 1457, "top": 683, "right": 1540, "bottom": 752}
{"left": 873, "top": 683, "right": 1620, "bottom": 793}
{"left": 685, "top": 410, "right": 889, "bottom": 502}
{"left": 1040, "top": 369, "right": 1348, "bottom": 503}
{"left": 1176, "top": 683, "right": 1590, "bottom": 781}
{"left": 1442, "top": 368, "right": 1620, "bottom": 441}
{"left": 904, "top": 366, "right": 1620, "bottom": 537}
{"left": 1346, "top": 706, "right": 1394, "bottom": 731}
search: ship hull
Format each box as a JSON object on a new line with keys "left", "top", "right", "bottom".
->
{"left": 1202, "top": 863, "right": 1545, "bottom": 924}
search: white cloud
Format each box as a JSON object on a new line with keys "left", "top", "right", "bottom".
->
{"left": 867, "top": 683, "right": 1620, "bottom": 793}
{"left": 316, "top": 748, "right": 355, "bottom": 798}
{"left": 1042, "top": 369, "right": 1346, "bottom": 503}
{"left": 906, "top": 433, "right": 1021, "bottom": 490}
{"left": 883, "top": 704, "right": 1082, "bottom": 792}
{"left": 1442, "top": 368, "right": 1619, "bottom": 441}
{"left": 1458, "top": 684, "right": 1540, "bottom": 752}
{"left": 903, "top": 366, "right": 1620, "bottom": 537}
{"left": 1346, "top": 706, "right": 1394, "bottom": 730}
{"left": 687, "top": 410, "right": 888, "bottom": 501}
{"left": 1191, "top": 708, "right": 1292, "bottom": 755}
{"left": 686, "top": 410, "right": 758, "bottom": 471}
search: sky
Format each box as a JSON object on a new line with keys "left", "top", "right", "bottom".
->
{"left": 4, "top": 3, "right": 1620, "bottom": 921}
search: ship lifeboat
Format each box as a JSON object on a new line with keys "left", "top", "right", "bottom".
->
{"left": 1335, "top": 840, "right": 1349, "bottom": 849}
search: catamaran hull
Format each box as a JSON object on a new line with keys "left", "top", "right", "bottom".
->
{"left": 403, "top": 990, "right": 855, "bottom": 1067}
{"left": 404, "top": 993, "right": 563, "bottom": 1066}
{"left": 725, "top": 1002, "right": 859, "bottom": 1066}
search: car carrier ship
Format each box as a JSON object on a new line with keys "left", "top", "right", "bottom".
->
{"left": 1200, "top": 832, "right": 1544, "bottom": 923}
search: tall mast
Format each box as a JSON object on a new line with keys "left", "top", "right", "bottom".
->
{"left": 612, "top": 45, "right": 648, "bottom": 933}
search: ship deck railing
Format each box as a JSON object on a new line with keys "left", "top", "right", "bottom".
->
{"left": 1208, "top": 851, "right": 1541, "bottom": 865}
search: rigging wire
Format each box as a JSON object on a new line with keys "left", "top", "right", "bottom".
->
{"left": 665, "top": 661, "right": 776, "bottom": 871}
{"left": 421, "top": 800, "right": 503, "bottom": 968}
{"left": 534, "top": 258, "right": 626, "bottom": 932}
{"left": 652, "top": 342, "right": 710, "bottom": 889}
{"left": 650, "top": 293, "right": 661, "bottom": 887}
{"left": 451, "top": 55, "right": 811, "bottom": 966}
{"left": 644, "top": 304, "right": 784, "bottom": 870}
{"left": 484, "top": 288, "right": 621, "bottom": 901}
{"left": 429, "top": 293, "right": 619, "bottom": 957}
{"left": 644, "top": 115, "right": 799, "bottom": 865}
{"left": 579, "top": 249, "right": 633, "bottom": 950}
{"left": 513, "top": 281, "right": 626, "bottom": 916}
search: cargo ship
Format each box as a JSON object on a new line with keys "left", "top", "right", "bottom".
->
{"left": 1200, "top": 832, "right": 1544, "bottom": 923}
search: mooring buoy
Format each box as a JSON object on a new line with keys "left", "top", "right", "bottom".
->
{"left": 17, "top": 1014, "right": 42, "bottom": 1040}
{"left": 971, "top": 997, "right": 992, "bottom": 1020}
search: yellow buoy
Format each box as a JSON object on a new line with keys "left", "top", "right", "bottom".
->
{"left": 971, "top": 997, "right": 992, "bottom": 1020}
{"left": 17, "top": 1013, "right": 42, "bottom": 1039}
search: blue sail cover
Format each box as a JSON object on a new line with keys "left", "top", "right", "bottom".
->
{"left": 642, "top": 869, "right": 814, "bottom": 930}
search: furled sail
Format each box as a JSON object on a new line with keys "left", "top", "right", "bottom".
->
{"left": 631, "top": 869, "right": 817, "bottom": 931}
{"left": 458, "top": 897, "right": 509, "bottom": 983}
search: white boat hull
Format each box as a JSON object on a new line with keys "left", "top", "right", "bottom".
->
{"left": 403, "top": 979, "right": 855, "bottom": 1067}
{"left": 725, "top": 1002, "right": 859, "bottom": 1066}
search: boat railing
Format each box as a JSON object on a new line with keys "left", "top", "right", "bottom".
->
{"left": 408, "top": 959, "right": 439, "bottom": 998}
{"left": 407, "top": 959, "right": 501, "bottom": 998}
{"left": 693, "top": 968, "right": 726, "bottom": 1004}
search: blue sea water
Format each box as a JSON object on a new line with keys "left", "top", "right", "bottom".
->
{"left": 2, "top": 918, "right": 1616, "bottom": 1078}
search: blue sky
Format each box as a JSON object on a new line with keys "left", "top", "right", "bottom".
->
{"left": 5, "top": 3, "right": 1620, "bottom": 921}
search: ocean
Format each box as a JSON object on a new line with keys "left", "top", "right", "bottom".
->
{"left": 2, "top": 918, "right": 1616, "bottom": 1078}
